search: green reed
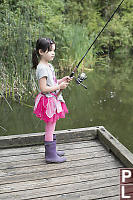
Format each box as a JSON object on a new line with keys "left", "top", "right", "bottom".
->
{"left": 58, "top": 24, "right": 97, "bottom": 73}
{"left": 0, "top": 1, "right": 113, "bottom": 103}
{"left": 0, "top": 8, "right": 98, "bottom": 103}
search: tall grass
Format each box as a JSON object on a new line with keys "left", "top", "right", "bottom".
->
{"left": 58, "top": 24, "right": 97, "bottom": 72}
{"left": 0, "top": 5, "right": 41, "bottom": 102}
{"left": 1, "top": 0, "right": 132, "bottom": 103}
{"left": 0, "top": 9, "right": 98, "bottom": 103}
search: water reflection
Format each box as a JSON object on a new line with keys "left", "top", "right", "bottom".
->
{"left": 0, "top": 54, "right": 133, "bottom": 153}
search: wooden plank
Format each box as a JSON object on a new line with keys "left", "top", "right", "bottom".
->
{"left": 0, "top": 167, "right": 121, "bottom": 194}
{"left": 0, "top": 157, "right": 122, "bottom": 181}
{"left": 30, "top": 195, "right": 120, "bottom": 200}
{"left": 0, "top": 140, "right": 101, "bottom": 158}
{"left": 0, "top": 158, "right": 122, "bottom": 185}
{"left": 0, "top": 145, "right": 107, "bottom": 164}
{"left": 0, "top": 176, "right": 119, "bottom": 200}
{"left": 3, "top": 158, "right": 118, "bottom": 179}
{"left": 0, "top": 126, "right": 129, "bottom": 200}
{"left": 1, "top": 153, "right": 112, "bottom": 177}
{"left": 97, "top": 126, "right": 133, "bottom": 167}
{"left": 95, "top": 196, "right": 119, "bottom": 200}
{"left": 0, "top": 127, "right": 98, "bottom": 149}
{"left": 0, "top": 144, "right": 105, "bottom": 163}
{"left": 41, "top": 185, "right": 120, "bottom": 200}
{"left": 0, "top": 150, "right": 111, "bottom": 177}
{"left": 0, "top": 153, "right": 115, "bottom": 171}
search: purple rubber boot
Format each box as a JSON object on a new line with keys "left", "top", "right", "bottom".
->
{"left": 45, "top": 140, "right": 66, "bottom": 163}
{"left": 53, "top": 134, "right": 65, "bottom": 156}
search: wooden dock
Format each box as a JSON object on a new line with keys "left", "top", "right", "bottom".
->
{"left": 0, "top": 126, "right": 133, "bottom": 200}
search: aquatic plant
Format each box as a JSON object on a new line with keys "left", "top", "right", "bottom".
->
{"left": 0, "top": 0, "right": 133, "bottom": 102}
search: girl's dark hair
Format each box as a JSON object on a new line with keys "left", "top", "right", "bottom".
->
{"left": 32, "top": 38, "right": 55, "bottom": 69}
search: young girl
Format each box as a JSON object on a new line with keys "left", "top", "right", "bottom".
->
{"left": 32, "top": 38, "right": 72, "bottom": 164}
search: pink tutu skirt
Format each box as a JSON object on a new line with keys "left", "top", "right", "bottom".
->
{"left": 33, "top": 92, "right": 69, "bottom": 123}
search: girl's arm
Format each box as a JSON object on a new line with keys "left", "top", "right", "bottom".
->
{"left": 57, "top": 78, "right": 63, "bottom": 85}
{"left": 39, "top": 77, "right": 69, "bottom": 93}
{"left": 39, "top": 77, "right": 60, "bottom": 93}
{"left": 57, "top": 76, "right": 73, "bottom": 84}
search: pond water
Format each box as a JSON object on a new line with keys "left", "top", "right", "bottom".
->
{"left": 0, "top": 53, "right": 133, "bottom": 153}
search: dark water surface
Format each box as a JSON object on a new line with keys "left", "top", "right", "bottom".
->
{"left": 0, "top": 54, "right": 133, "bottom": 153}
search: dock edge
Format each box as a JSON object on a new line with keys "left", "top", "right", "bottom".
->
{"left": 0, "top": 127, "right": 98, "bottom": 149}
{"left": 97, "top": 126, "right": 133, "bottom": 168}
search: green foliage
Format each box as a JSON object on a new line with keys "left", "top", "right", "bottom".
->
{"left": 58, "top": 24, "right": 96, "bottom": 71}
{"left": 0, "top": 0, "right": 133, "bottom": 102}
{"left": 96, "top": 14, "right": 132, "bottom": 53}
{"left": 0, "top": 0, "right": 66, "bottom": 101}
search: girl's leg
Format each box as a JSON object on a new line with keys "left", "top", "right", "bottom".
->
{"left": 44, "top": 121, "right": 66, "bottom": 163}
{"left": 45, "top": 121, "right": 56, "bottom": 141}
{"left": 44, "top": 122, "right": 64, "bottom": 156}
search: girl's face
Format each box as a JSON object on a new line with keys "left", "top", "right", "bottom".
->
{"left": 39, "top": 44, "right": 55, "bottom": 62}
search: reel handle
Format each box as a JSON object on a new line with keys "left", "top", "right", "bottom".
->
{"left": 80, "top": 82, "right": 88, "bottom": 89}
{"left": 73, "top": 76, "right": 87, "bottom": 89}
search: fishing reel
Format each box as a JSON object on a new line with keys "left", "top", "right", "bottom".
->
{"left": 73, "top": 72, "right": 87, "bottom": 89}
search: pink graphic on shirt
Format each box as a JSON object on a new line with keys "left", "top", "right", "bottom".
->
{"left": 53, "top": 74, "right": 57, "bottom": 84}
{"left": 51, "top": 69, "right": 57, "bottom": 84}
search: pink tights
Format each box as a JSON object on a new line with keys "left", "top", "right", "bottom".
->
{"left": 45, "top": 121, "right": 56, "bottom": 141}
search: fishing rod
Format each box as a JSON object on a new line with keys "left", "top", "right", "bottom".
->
{"left": 70, "top": 0, "right": 125, "bottom": 81}
{"left": 57, "top": 0, "right": 125, "bottom": 96}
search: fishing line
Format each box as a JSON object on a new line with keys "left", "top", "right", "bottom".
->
{"left": 57, "top": 0, "right": 125, "bottom": 96}
{"left": 69, "top": 0, "right": 125, "bottom": 78}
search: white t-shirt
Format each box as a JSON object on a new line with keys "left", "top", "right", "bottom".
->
{"left": 36, "top": 63, "right": 65, "bottom": 102}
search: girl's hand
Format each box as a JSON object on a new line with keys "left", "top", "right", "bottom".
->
{"left": 62, "top": 76, "right": 73, "bottom": 83}
{"left": 59, "top": 81, "right": 69, "bottom": 90}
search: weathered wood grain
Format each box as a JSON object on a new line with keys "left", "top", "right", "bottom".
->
{"left": 0, "top": 157, "right": 122, "bottom": 179}
{"left": 97, "top": 126, "right": 133, "bottom": 167}
{"left": 0, "top": 150, "right": 114, "bottom": 184}
{"left": 0, "top": 158, "right": 122, "bottom": 183}
{"left": 0, "top": 166, "right": 121, "bottom": 194}
{"left": 0, "top": 140, "right": 101, "bottom": 157}
{"left": 0, "top": 127, "right": 98, "bottom": 149}
{"left": 0, "top": 145, "right": 105, "bottom": 164}
{"left": 40, "top": 185, "right": 120, "bottom": 200}
{"left": 0, "top": 176, "right": 119, "bottom": 200}
{"left": 0, "top": 153, "right": 114, "bottom": 171}
{"left": 0, "top": 127, "right": 127, "bottom": 200}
